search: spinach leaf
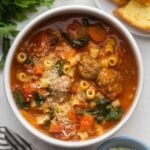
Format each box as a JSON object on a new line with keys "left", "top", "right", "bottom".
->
{"left": 82, "top": 18, "right": 89, "bottom": 27}
{"left": 55, "top": 60, "right": 64, "bottom": 75}
{"left": 96, "top": 98, "right": 111, "bottom": 106}
{"left": 106, "top": 107, "right": 122, "bottom": 121}
{"left": 34, "top": 91, "right": 46, "bottom": 107}
{"left": 13, "top": 91, "right": 29, "bottom": 109}
{"left": 87, "top": 98, "right": 123, "bottom": 123}
{"left": 61, "top": 32, "right": 89, "bottom": 49}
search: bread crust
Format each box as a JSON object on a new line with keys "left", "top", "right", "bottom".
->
{"left": 114, "top": 7, "right": 150, "bottom": 32}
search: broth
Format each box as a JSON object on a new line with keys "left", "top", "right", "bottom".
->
{"left": 11, "top": 14, "right": 138, "bottom": 141}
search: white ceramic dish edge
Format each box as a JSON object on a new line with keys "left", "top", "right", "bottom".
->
{"left": 4, "top": 5, "right": 144, "bottom": 148}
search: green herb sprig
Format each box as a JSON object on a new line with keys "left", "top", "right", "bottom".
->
{"left": 0, "top": 0, "right": 55, "bottom": 69}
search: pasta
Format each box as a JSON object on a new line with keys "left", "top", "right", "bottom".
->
{"left": 11, "top": 15, "right": 138, "bottom": 141}
{"left": 89, "top": 48, "right": 99, "bottom": 58}
{"left": 108, "top": 55, "right": 118, "bottom": 66}
{"left": 79, "top": 80, "right": 90, "bottom": 90}
{"left": 86, "top": 88, "right": 96, "bottom": 100}
{"left": 16, "top": 72, "right": 28, "bottom": 82}
{"left": 44, "top": 60, "right": 53, "bottom": 69}
{"left": 16, "top": 52, "right": 27, "bottom": 63}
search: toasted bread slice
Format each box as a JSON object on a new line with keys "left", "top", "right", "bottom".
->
{"left": 112, "top": 0, "right": 130, "bottom": 6}
{"left": 114, "top": 0, "right": 150, "bottom": 32}
{"left": 136, "top": 0, "right": 150, "bottom": 6}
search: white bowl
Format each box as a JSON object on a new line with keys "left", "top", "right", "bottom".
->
{"left": 4, "top": 6, "right": 143, "bottom": 148}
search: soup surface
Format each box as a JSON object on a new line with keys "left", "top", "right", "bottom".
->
{"left": 11, "top": 15, "right": 138, "bottom": 141}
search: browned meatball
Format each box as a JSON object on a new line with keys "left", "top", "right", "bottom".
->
{"left": 78, "top": 54, "right": 100, "bottom": 80}
{"left": 97, "top": 68, "right": 123, "bottom": 100}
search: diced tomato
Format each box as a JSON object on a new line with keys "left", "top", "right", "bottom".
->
{"left": 49, "top": 123, "right": 63, "bottom": 133}
{"left": 79, "top": 115, "right": 94, "bottom": 132}
{"left": 23, "top": 84, "right": 36, "bottom": 101}
{"left": 68, "top": 110, "right": 76, "bottom": 121}
{"left": 88, "top": 25, "right": 106, "bottom": 43}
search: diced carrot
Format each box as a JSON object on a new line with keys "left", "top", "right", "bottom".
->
{"left": 68, "top": 110, "right": 76, "bottom": 121}
{"left": 49, "top": 123, "right": 63, "bottom": 133}
{"left": 34, "top": 64, "right": 44, "bottom": 75}
{"left": 88, "top": 26, "right": 106, "bottom": 43}
{"left": 20, "top": 110, "right": 38, "bottom": 128}
{"left": 79, "top": 115, "right": 94, "bottom": 132}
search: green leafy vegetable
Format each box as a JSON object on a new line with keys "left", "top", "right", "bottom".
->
{"left": 106, "top": 107, "right": 122, "bottom": 121}
{"left": 34, "top": 91, "right": 46, "bottom": 107}
{"left": 0, "top": 0, "right": 55, "bottom": 69}
{"left": 82, "top": 18, "right": 89, "bottom": 27}
{"left": 61, "top": 32, "right": 89, "bottom": 49}
{"left": 87, "top": 98, "right": 123, "bottom": 123}
{"left": 56, "top": 60, "right": 64, "bottom": 75}
{"left": 13, "top": 90, "right": 29, "bottom": 109}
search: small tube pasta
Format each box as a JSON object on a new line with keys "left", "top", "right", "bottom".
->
{"left": 38, "top": 78, "right": 49, "bottom": 88}
{"left": 67, "top": 54, "right": 81, "bottom": 66}
{"left": 44, "top": 60, "right": 53, "bottom": 69}
{"left": 108, "top": 55, "right": 118, "bottom": 67}
{"left": 63, "top": 63, "right": 71, "bottom": 75}
{"left": 79, "top": 80, "right": 90, "bottom": 90}
{"left": 100, "top": 58, "right": 109, "bottom": 68}
{"left": 77, "top": 132, "right": 88, "bottom": 140}
{"left": 107, "top": 37, "right": 116, "bottom": 46}
{"left": 71, "top": 98, "right": 80, "bottom": 107}
{"left": 104, "top": 44, "right": 114, "bottom": 54}
{"left": 112, "top": 99, "right": 120, "bottom": 107}
{"left": 89, "top": 48, "right": 99, "bottom": 58}
{"left": 86, "top": 88, "right": 96, "bottom": 100}
{"left": 17, "top": 52, "right": 27, "bottom": 64}
{"left": 63, "top": 63, "right": 75, "bottom": 77}
{"left": 16, "top": 72, "right": 28, "bottom": 82}
{"left": 95, "top": 124, "right": 104, "bottom": 135}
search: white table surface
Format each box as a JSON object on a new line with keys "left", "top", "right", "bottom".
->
{"left": 0, "top": 0, "right": 150, "bottom": 149}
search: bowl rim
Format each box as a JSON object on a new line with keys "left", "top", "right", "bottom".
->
{"left": 4, "top": 5, "right": 144, "bottom": 148}
{"left": 96, "top": 136, "right": 150, "bottom": 149}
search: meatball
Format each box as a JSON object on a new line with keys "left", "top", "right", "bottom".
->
{"left": 78, "top": 54, "right": 100, "bottom": 80}
{"left": 97, "top": 68, "right": 123, "bottom": 100}
{"left": 49, "top": 75, "right": 72, "bottom": 92}
{"left": 28, "top": 29, "right": 60, "bottom": 57}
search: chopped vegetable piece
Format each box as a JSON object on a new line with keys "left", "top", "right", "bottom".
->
{"left": 61, "top": 32, "right": 89, "bottom": 49}
{"left": 55, "top": 60, "right": 64, "bottom": 75}
{"left": 106, "top": 107, "right": 122, "bottom": 121}
{"left": 82, "top": 18, "right": 89, "bottom": 27}
{"left": 49, "top": 123, "right": 63, "bottom": 133}
{"left": 13, "top": 91, "right": 29, "bottom": 109}
{"left": 34, "top": 91, "right": 46, "bottom": 107}
{"left": 68, "top": 110, "right": 76, "bottom": 121}
{"left": 79, "top": 115, "right": 94, "bottom": 131}
{"left": 88, "top": 25, "right": 106, "bottom": 43}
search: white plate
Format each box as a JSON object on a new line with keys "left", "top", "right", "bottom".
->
{"left": 95, "top": 0, "right": 150, "bottom": 38}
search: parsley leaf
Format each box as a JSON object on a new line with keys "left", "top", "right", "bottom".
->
{"left": 0, "top": 0, "right": 55, "bottom": 69}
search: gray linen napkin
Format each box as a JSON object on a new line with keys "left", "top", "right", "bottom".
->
{"left": 0, "top": 127, "right": 37, "bottom": 150}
